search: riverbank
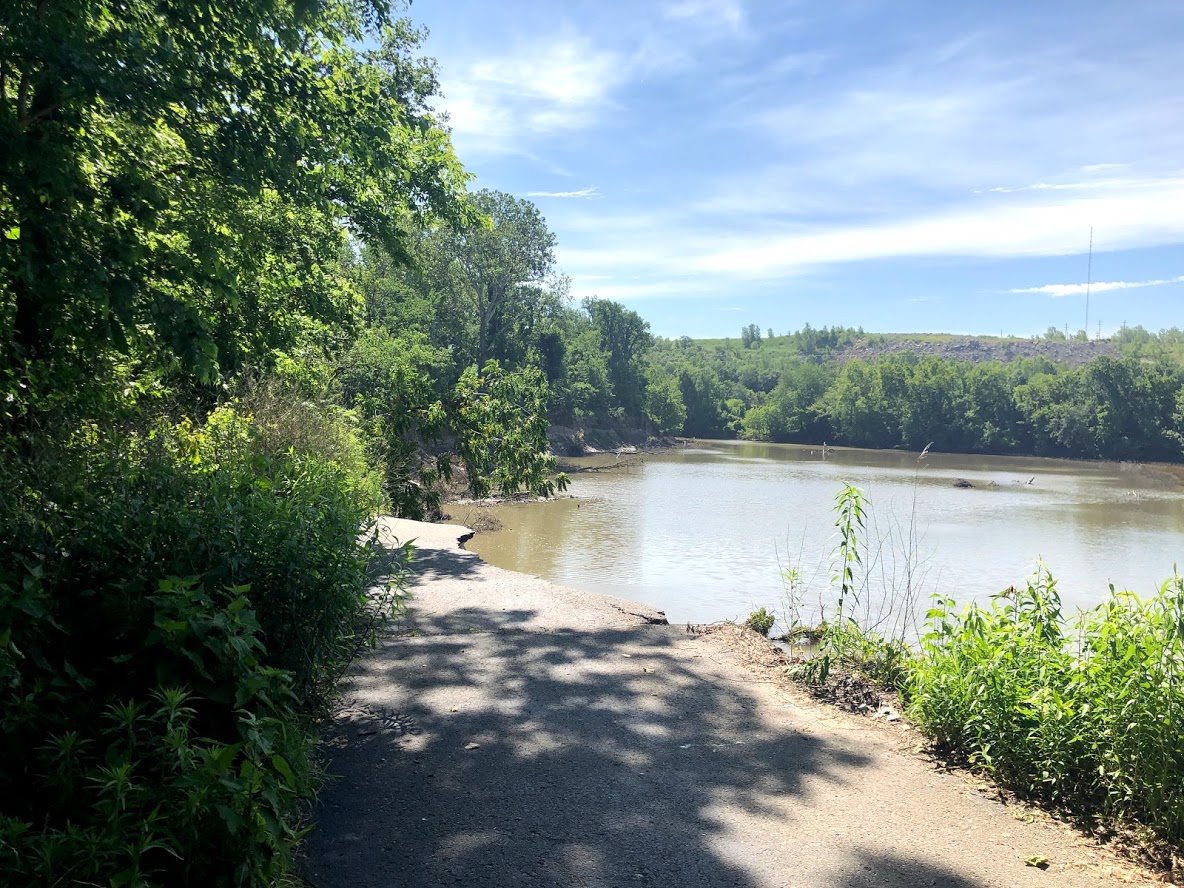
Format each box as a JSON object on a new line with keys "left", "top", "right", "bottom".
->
{"left": 301, "top": 518, "right": 1154, "bottom": 887}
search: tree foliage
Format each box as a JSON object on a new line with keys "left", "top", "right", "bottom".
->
{"left": 0, "top": 2, "right": 577, "bottom": 883}
{"left": 1, "top": 0, "right": 469, "bottom": 415}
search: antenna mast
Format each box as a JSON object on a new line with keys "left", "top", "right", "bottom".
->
{"left": 1085, "top": 228, "right": 1093, "bottom": 338}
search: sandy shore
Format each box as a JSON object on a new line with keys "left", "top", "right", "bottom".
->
{"left": 301, "top": 517, "right": 1151, "bottom": 887}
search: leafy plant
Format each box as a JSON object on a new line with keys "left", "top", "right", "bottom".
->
{"left": 794, "top": 483, "right": 868, "bottom": 683}
{"left": 744, "top": 607, "right": 775, "bottom": 637}
{"left": 908, "top": 567, "right": 1184, "bottom": 847}
{"left": 0, "top": 396, "right": 405, "bottom": 884}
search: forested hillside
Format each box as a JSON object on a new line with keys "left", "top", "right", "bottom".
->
{"left": 645, "top": 326, "right": 1184, "bottom": 462}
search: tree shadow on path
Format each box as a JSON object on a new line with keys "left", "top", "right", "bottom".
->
{"left": 833, "top": 850, "right": 987, "bottom": 888}
{"left": 302, "top": 547, "right": 997, "bottom": 888}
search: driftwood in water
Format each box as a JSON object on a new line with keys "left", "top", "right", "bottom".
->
{"left": 559, "top": 454, "right": 646, "bottom": 473}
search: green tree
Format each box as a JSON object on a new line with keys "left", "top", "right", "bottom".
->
{"left": 644, "top": 370, "right": 687, "bottom": 434}
{"left": 419, "top": 190, "right": 557, "bottom": 367}
{"left": 678, "top": 364, "right": 727, "bottom": 436}
{"left": 548, "top": 314, "right": 614, "bottom": 418}
{"left": 1, "top": 1, "right": 470, "bottom": 416}
{"left": 585, "top": 298, "right": 653, "bottom": 419}
{"left": 453, "top": 362, "right": 566, "bottom": 499}
{"left": 740, "top": 323, "right": 762, "bottom": 349}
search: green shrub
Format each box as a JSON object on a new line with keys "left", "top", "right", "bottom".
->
{"left": 908, "top": 567, "right": 1184, "bottom": 846}
{"left": 0, "top": 393, "right": 401, "bottom": 884}
{"left": 820, "top": 620, "right": 913, "bottom": 691}
{"left": 744, "top": 607, "right": 775, "bottom": 636}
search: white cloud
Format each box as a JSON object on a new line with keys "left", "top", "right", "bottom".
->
{"left": 664, "top": 0, "right": 744, "bottom": 31}
{"left": 980, "top": 174, "right": 1179, "bottom": 195}
{"left": 570, "top": 279, "right": 706, "bottom": 302}
{"left": 424, "top": 1, "right": 1184, "bottom": 314}
{"left": 690, "top": 177, "right": 1184, "bottom": 275}
{"left": 526, "top": 186, "right": 601, "bottom": 199}
{"left": 1010, "top": 276, "right": 1184, "bottom": 299}
{"left": 746, "top": 26, "right": 1184, "bottom": 202}
{"left": 437, "top": 37, "right": 627, "bottom": 154}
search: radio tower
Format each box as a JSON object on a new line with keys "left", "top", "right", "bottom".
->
{"left": 1085, "top": 228, "right": 1093, "bottom": 338}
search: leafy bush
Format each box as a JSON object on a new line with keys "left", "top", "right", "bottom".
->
{"left": 744, "top": 607, "right": 775, "bottom": 636}
{"left": 818, "top": 620, "right": 913, "bottom": 691}
{"left": 0, "top": 394, "right": 400, "bottom": 884}
{"left": 909, "top": 568, "right": 1184, "bottom": 846}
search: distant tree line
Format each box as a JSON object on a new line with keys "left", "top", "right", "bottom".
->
{"left": 647, "top": 328, "right": 1184, "bottom": 462}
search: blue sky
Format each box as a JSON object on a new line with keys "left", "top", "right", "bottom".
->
{"left": 408, "top": 0, "right": 1184, "bottom": 339}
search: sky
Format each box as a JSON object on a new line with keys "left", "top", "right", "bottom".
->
{"left": 406, "top": 0, "right": 1184, "bottom": 339}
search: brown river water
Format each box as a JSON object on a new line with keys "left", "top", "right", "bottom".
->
{"left": 461, "top": 441, "right": 1184, "bottom": 634}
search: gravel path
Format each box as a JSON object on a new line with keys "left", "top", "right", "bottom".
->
{"left": 301, "top": 518, "right": 1148, "bottom": 888}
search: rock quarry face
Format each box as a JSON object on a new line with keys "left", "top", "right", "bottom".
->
{"left": 836, "top": 336, "right": 1118, "bottom": 368}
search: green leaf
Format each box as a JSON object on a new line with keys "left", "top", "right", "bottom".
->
{"left": 271, "top": 754, "right": 296, "bottom": 788}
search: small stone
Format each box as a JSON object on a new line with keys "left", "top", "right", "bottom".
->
{"left": 465, "top": 742, "right": 481, "bottom": 750}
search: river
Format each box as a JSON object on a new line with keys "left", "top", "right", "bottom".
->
{"left": 462, "top": 441, "right": 1184, "bottom": 635}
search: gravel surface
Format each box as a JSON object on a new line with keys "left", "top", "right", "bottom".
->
{"left": 301, "top": 518, "right": 1149, "bottom": 888}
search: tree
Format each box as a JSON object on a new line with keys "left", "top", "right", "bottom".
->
{"left": 421, "top": 190, "right": 557, "bottom": 367}
{"left": 585, "top": 298, "right": 653, "bottom": 419}
{"left": 741, "top": 324, "right": 762, "bottom": 349}
{"left": 1, "top": 0, "right": 470, "bottom": 416}
{"left": 644, "top": 370, "right": 687, "bottom": 435}
{"left": 678, "top": 364, "right": 726, "bottom": 436}
{"left": 547, "top": 315, "right": 614, "bottom": 418}
{"left": 453, "top": 362, "right": 567, "bottom": 499}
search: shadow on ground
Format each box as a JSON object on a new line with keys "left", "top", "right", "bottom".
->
{"left": 302, "top": 546, "right": 995, "bottom": 888}
{"left": 834, "top": 850, "right": 987, "bottom": 888}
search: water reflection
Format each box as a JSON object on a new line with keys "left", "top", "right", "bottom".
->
{"left": 465, "top": 442, "right": 1184, "bottom": 629}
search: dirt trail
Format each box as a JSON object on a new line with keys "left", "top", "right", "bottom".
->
{"left": 302, "top": 519, "right": 1148, "bottom": 888}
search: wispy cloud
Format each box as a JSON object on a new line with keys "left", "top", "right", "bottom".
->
{"left": 417, "top": 0, "right": 1184, "bottom": 332}
{"left": 572, "top": 279, "right": 708, "bottom": 302}
{"left": 526, "top": 186, "right": 601, "bottom": 199}
{"left": 547, "top": 174, "right": 1184, "bottom": 296}
{"left": 1010, "top": 276, "right": 1184, "bottom": 299}
{"left": 977, "top": 173, "right": 1184, "bottom": 195}
{"left": 664, "top": 0, "right": 744, "bottom": 31}
{"left": 744, "top": 20, "right": 1184, "bottom": 205}
{"left": 437, "top": 37, "right": 627, "bottom": 154}
{"left": 690, "top": 177, "right": 1184, "bottom": 275}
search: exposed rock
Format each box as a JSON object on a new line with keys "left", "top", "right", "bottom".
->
{"left": 835, "top": 335, "right": 1118, "bottom": 368}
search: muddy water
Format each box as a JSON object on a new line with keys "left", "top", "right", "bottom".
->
{"left": 461, "top": 441, "right": 1184, "bottom": 632}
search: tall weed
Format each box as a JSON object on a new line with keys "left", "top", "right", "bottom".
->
{"left": 788, "top": 484, "right": 917, "bottom": 689}
{"left": 909, "top": 569, "right": 1184, "bottom": 846}
{"left": 0, "top": 391, "right": 402, "bottom": 884}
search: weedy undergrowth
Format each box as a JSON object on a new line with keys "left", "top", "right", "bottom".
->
{"left": 745, "top": 607, "right": 776, "bottom": 636}
{"left": 909, "top": 568, "right": 1184, "bottom": 849}
{"left": 789, "top": 483, "right": 916, "bottom": 689}
{"left": 0, "top": 394, "right": 408, "bottom": 885}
